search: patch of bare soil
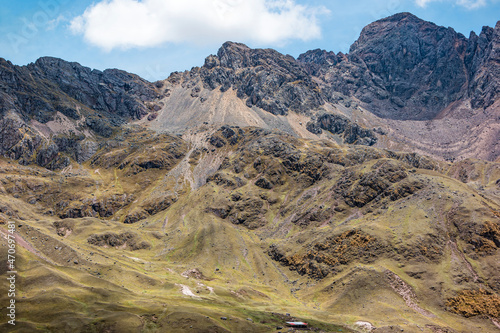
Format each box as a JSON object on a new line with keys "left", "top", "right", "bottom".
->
{"left": 447, "top": 240, "right": 479, "bottom": 282}
{"left": 0, "top": 227, "right": 52, "bottom": 263}
{"left": 53, "top": 220, "right": 75, "bottom": 237}
{"left": 384, "top": 270, "right": 435, "bottom": 317}
{"left": 181, "top": 268, "right": 211, "bottom": 280}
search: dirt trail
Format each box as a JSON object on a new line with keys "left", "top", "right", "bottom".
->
{"left": 491, "top": 318, "right": 500, "bottom": 330}
{"left": 0, "top": 227, "right": 54, "bottom": 264}
{"left": 448, "top": 240, "right": 479, "bottom": 282}
{"left": 385, "top": 270, "right": 435, "bottom": 318}
{"left": 445, "top": 202, "right": 480, "bottom": 283}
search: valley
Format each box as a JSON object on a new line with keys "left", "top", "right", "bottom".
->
{"left": 0, "top": 12, "right": 499, "bottom": 333}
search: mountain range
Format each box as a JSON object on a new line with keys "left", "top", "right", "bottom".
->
{"left": 0, "top": 12, "right": 499, "bottom": 333}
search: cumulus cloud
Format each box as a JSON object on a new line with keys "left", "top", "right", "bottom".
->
{"left": 415, "top": 0, "right": 487, "bottom": 9}
{"left": 70, "top": 0, "right": 328, "bottom": 51}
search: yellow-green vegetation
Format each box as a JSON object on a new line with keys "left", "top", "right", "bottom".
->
{"left": 447, "top": 289, "right": 500, "bottom": 318}
{"left": 0, "top": 125, "right": 499, "bottom": 332}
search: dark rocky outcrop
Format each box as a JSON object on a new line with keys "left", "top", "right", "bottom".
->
{"left": 298, "top": 13, "right": 500, "bottom": 120}
{"left": 0, "top": 57, "right": 158, "bottom": 125}
{"left": 89, "top": 128, "right": 188, "bottom": 175}
{"left": 57, "top": 194, "right": 135, "bottom": 219}
{"left": 200, "top": 42, "right": 324, "bottom": 115}
{"left": 87, "top": 231, "right": 150, "bottom": 250}
{"left": 209, "top": 126, "right": 245, "bottom": 148}
{"left": 269, "top": 230, "right": 385, "bottom": 279}
{"left": 306, "top": 113, "right": 377, "bottom": 146}
{"left": 0, "top": 57, "right": 161, "bottom": 169}
{"left": 347, "top": 13, "right": 468, "bottom": 119}
{"left": 28, "top": 57, "right": 158, "bottom": 121}
{"left": 466, "top": 21, "right": 500, "bottom": 109}
{"left": 0, "top": 117, "right": 70, "bottom": 169}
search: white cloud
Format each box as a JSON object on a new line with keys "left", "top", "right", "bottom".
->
{"left": 456, "top": 0, "right": 487, "bottom": 8}
{"left": 415, "top": 0, "right": 487, "bottom": 8}
{"left": 415, "top": 0, "right": 434, "bottom": 6}
{"left": 70, "top": 0, "right": 328, "bottom": 51}
{"left": 46, "top": 15, "right": 68, "bottom": 31}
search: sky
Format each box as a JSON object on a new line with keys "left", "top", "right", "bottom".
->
{"left": 0, "top": 0, "right": 499, "bottom": 81}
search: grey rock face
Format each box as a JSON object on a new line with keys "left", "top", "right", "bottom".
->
{"left": 466, "top": 21, "right": 500, "bottom": 109}
{"left": 299, "top": 13, "right": 500, "bottom": 120}
{"left": 0, "top": 116, "right": 70, "bottom": 169}
{"left": 349, "top": 13, "right": 468, "bottom": 119}
{"left": 198, "top": 14, "right": 499, "bottom": 123}
{"left": 0, "top": 56, "right": 158, "bottom": 125}
{"left": 29, "top": 57, "right": 158, "bottom": 122}
{"left": 0, "top": 57, "right": 160, "bottom": 168}
{"left": 200, "top": 42, "right": 324, "bottom": 116}
{"left": 306, "top": 114, "right": 377, "bottom": 146}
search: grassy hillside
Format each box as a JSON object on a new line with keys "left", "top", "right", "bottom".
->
{"left": 0, "top": 125, "right": 499, "bottom": 332}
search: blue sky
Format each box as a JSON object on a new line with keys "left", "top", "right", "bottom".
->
{"left": 1, "top": 0, "right": 499, "bottom": 81}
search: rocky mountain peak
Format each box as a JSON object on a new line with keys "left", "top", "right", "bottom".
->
{"left": 0, "top": 57, "right": 14, "bottom": 68}
{"left": 0, "top": 56, "right": 164, "bottom": 169}
{"left": 215, "top": 41, "right": 252, "bottom": 69}
{"left": 33, "top": 56, "right": 85, "bottom": 70}
{"left": 209, "top": 41, "right": 298, "bottom": 71}
{"left": 466, "top": 19, "right": 500, "bottom": 109}
{"left": 333, "top": 12, "right": 467, "bottom": 119}
{"left": 1, "top": 12, "right": 500, "bottom": 169}
{"left": 297, "top": 49, "right": 343, "bottom": 76}
{"left": 349, "top": 12, "right": 443, "bottom": 54}
{"left": 199, "top": 41, "right": 322, "bottom": 116}
{"left": 378, "top": 12, "right": 424, "bottom": 24}
{"left": 294, "top": 12, "right": 499, "bottom": 124}
{"left": 492, "top": 20, "right": 500, "bottom": 51}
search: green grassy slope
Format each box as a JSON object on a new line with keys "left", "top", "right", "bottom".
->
{"left": 0, "top": 125, "right": 499, "bottom": 332}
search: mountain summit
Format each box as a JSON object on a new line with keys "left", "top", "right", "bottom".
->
{"left": 1, "top": 13, "right": 499, "bottom": 166}
{"left": 301, "top": 12, "right": 500, "bottom": 121}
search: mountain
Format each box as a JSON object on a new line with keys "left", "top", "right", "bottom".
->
{"left": 0, "top": 12, "right": 499, "bottom": 333}
{"left": 0, "top": 56, "right": 163, "bottom": 168}
{"left": 1, "top": 13, "right": 499, "bottom": 167}
{"left": 143, "top": 12, "right": 500, "bottom": 160}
